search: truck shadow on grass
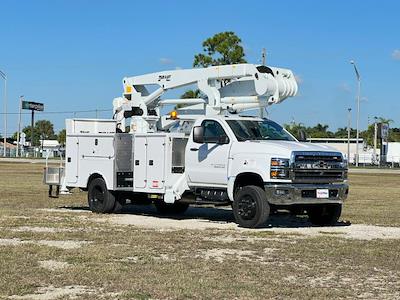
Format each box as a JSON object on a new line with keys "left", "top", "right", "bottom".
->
{"left": 60, "top": 205, "right": 351, "bottom": 229}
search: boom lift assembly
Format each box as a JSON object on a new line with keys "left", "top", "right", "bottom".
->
{"left": 44, "top": 63, "right": 348, "bottom": 228}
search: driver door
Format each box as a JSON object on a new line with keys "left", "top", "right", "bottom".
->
{"left": 186, "top": 120, "right": 231, "bottom": 186}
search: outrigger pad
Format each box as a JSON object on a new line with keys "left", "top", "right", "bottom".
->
{"left": 48, "top": 185, "right": 60, "bottom": 198}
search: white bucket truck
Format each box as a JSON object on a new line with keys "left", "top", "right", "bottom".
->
{"left": 44, "top": 64, "right": 348, "bottom": 228}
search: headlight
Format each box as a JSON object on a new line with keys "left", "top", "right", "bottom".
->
{"left": 270, "top": 158, "right": 290, "bottom": 179}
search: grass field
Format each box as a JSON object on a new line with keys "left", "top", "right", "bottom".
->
{"left": 0, "top": 162, "right": 400, "bottom": 299}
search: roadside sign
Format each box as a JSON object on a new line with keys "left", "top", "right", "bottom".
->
{"left": 378, "top": 123, "right": 389, "bottom": 140}
{"left": 22, "top": 101, "right": 44, "bottom": 111}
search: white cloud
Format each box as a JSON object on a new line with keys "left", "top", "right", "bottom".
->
{"left": 392, "top": 49, "right": 400, "bottom": 60}
{"left": 159, "top": 57, "right": 173, "bottom": 65}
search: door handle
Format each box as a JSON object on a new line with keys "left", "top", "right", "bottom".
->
{"left": 190, "top": 148, "right": 199, "bottom": 151}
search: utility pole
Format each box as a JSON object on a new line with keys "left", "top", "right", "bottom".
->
{"left": 373, "top": 116, "right": 378, "bottom": 165}
{"left": 260, "top": 48, "right": 267, "bottom": 119}
{"left": 350, "top": 60, "right": 361, "bottom": 167}
{"left": 31, "top": 110, "right": 35, "bottom": 149}
{"left": 16, "top": 96, "right": 23, "bottom": 157}
{"left": 347, "top": 108, "right": 352, "bottom": 164}
{"left": 0, "top": 70, "right": 7, "bottom": 157}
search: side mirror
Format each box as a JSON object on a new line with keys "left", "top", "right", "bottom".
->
{"left": 217, "top": 135, "right": 229, "bottom": 144}
{"left": 193, "top": 126, "right": 204, "bottom": 143}
{"left": 298, "top": 130, "right": 307, "bottom": 142}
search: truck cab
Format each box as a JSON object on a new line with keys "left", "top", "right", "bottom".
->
{"left": 184, "top": 115, "right": 348, "bottom": 227}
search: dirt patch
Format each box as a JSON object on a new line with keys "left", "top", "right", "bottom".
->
{"left": 0, "top": 238, "right": 91, "bottom": 249}
{"left": 11, "top": 226, "right": 77, "bottom": 233}
{"left": 9, "top": 285, "right": 94, "bottom": 300}
{"left": 102, "top": 213, "right": 236, "bottom": 231}
{"left": 39, "top": 208, "right": 89, "bottom": 214}
{"left": 269, "top": 224, "right": 400, "bottom": 240}
{"left": 197, "top": 248, "right": 277, "bottom": 263}
{"left": 102, "top": 215, "right": 400, "bottom": 240}
{"left": 199, "top": 248, "right": 258, "bottom": 263}
{"left": 44, "top": 206, "right": 400, "bottom": 240}
{"left": 36, "top": 240, "right": 91, "bottom": 250}
{"left": 38, "top": 260, "right": 70, "bottom": 271}
{"left": 0, "top": 238, "right": 23, "bottom": 246}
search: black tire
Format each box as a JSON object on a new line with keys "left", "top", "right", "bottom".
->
{"left": 87, "top": 177, "right": 115, "bottom": 213}
{"left": 307, "top": 204, "right": 342, "bottom": 226}
{"left": 154, "top": 201, "right": 189, "bottom": 215}
{"left": 233, "top": 185, "right": 270, "bottom": 228}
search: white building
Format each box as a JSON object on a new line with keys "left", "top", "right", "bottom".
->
{"left": 40, "top": 140, "right": 61, "bottom": 158}
{"left": 307, "top": 138, "right": 400, "bottom": 166}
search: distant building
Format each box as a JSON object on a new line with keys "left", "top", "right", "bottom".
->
{"left": 307, "top": 138, "right": 400, "bottom": 166}
{"left": 40, "top": 140, "right": 61, "bottom": 158}
{"left": 0, "top": 141, "right": 17, "bottom": 156}
{"left": 307, "top": 138, "right": 366, "bottom": 164}
{"left": 387, "top": 142, "right": 400, "bottom": 164}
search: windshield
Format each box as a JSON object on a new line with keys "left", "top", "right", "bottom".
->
{"left": 226, "top": 119, "right": 296, "bottom": 141}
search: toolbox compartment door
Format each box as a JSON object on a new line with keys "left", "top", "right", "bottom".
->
{"left": 65, "top": 136, "right": 79, "bottom": 184}
{"left": 146, "top": 136, "right": 165, "bottom": 189}
{"left": 134, "top": 136, "right": 147, "bottom": 188}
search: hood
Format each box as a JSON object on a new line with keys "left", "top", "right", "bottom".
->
{"left": 231, "top": 140, "right": 342, "bottom": 158}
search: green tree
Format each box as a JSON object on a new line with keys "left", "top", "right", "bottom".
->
{"left": 193, "top": 31, "right": 247, "bottom": 67}
{"left": 306, "top": 124, "right": 334, "bottom": 138}
{"left": 181, "top": 89, "right": 201, "bottom": 99}
{"left": 21, "top": 120, "right": 56, "bottom": 146}
{"left": 36, "top": 120, "right": 56, "bottom": 140}
{"left": 284, "top": 122, "right": 307, "bottom": 140}
{"left": 389, "top": 128, "right": 400, "bottom": 142}
{"left": 57, "top": 129, "right": 66, "bottom": 145}
{"left": 361, "top": 118, "right": 395, "bottom": 146}
{"left": 361, "top": 124, "right": 375, "bottom": 147}
{"left": 334, "top": 127, "right": 357, "bottom": 138}
{"left": 176, "top": 89, "right": 202, "bottom": 109}
{"left": 181, "top": 32, "right": 247, "bottom": 100}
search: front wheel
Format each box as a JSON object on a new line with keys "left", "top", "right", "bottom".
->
{"left": 307, "top": 204, "right": 342, "bottom": 225}
{"left": 233, "top": 185, "right": 270, "bottom": 228}
{"left": 87, "top": 177, "right": 115, "bottom": 213}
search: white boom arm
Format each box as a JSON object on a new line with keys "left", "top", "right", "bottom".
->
{"left": 113, "top": 64, "right": 298, "bottom": 133}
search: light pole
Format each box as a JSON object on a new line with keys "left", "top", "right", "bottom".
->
{"left": 347, "top": 108, "right": 352, "bottom": 164}
{"left": 0, "top": 70, "right": 7, "bottom": 157}
{"left": 350, "top": 60, "right": 361, "bottom": 167}
{"left": 16, "top": 95, "right": 24, "bottom": 157}
{"left": 373, "top": 116, "right": 378, "bottom": 165}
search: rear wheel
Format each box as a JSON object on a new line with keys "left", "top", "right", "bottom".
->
{"left": 87, "top": 178, "right": 115, "bottom": 213}
{"left": 154, "top": 201, "right": 189, "bottom": 214}
{"left": 307, "top": 204, "right": 342, "bottom": 225}
{"left": 233, "top": 185, "right": 270, "bottom": 228}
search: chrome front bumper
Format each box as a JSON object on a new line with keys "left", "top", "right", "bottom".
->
{"left": 264, "top": 182, "right": 349, "bottom": 205}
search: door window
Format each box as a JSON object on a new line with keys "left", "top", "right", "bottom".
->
{"left": 201, "top": 120, "right": 229, "bottom": 143}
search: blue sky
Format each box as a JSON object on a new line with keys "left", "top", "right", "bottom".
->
{"left": 0, "top": 0, "right": 399, "bottom": 135}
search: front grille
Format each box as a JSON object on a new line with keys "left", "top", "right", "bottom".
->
{"left": 291, "top": 151, "right": 346, "bottom": 183}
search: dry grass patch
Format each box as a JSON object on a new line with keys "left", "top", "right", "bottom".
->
{"left": 1, "top": 162, "right": 400, "bottom": 299}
